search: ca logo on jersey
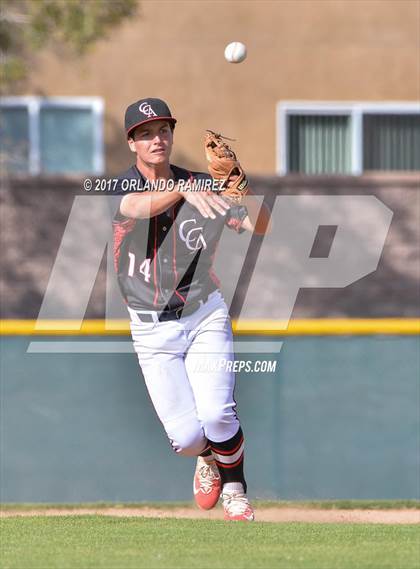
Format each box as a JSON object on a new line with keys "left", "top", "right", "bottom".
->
{"left": 179, "top": 219, "right": 207, "bottom": 251}
{"left": 139, "top": 102, "right": 157, "bottom": 118}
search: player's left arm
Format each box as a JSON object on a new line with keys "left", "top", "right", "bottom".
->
{"left": 240, "top": 187, "right": 272, "bottom": 235}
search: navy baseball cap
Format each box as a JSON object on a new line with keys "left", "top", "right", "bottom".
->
{"left": 125, "top": 98, "right": 177, "bottom": 138}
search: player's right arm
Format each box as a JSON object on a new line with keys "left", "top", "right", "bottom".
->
{"left": 120, "top": 185, "right": 229, "bottom": 219}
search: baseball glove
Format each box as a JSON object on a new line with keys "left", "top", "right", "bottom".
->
{"left": 204, "top": 130, "right": 249, "bottom": 203}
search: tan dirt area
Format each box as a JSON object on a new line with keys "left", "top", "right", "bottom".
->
{"left": 1, "top": 507, "right": 419, "bottom": 524}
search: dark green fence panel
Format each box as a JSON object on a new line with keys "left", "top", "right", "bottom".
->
{"left": 1, "top": 336, "right": 419, "bottom": 502}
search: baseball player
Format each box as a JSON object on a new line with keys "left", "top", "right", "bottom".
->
{"left": 113, "top": 98, "right": 270, "bottom": 521}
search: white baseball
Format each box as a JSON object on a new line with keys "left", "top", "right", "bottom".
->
{"left": 224, "top": 42, "right": 247, "bottom": 64}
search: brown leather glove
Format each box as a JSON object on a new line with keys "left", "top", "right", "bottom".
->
{"left": 204, "top": 130, "right": 249, "bottom": 204}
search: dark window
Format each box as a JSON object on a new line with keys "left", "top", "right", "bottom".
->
{"left": 363, "top": 114, "right": 420, "bottom": 171}
{"left": 0, "top": 106, "right": 29, "bottom": 173}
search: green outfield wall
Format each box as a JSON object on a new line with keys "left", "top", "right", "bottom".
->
{"left": 1, "top": 335, "right": 419, "bottom": 502}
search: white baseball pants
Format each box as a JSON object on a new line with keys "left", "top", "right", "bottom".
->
{"left": 128, "top": 290, "right": 240, "bottom": 456}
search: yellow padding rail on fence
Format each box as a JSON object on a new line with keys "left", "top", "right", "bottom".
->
{"left": 0, "top": 319, "right": 419, "bottom": 336}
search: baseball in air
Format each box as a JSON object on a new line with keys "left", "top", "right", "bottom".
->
{"left": 224, "top": 42, "right": 247, "bottom": 64}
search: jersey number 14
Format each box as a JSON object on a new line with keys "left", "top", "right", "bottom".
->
{"left": 128, "top": 252, "right": 151, "bottom": 283}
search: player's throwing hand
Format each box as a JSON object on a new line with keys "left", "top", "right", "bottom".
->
{"left": 181, "top": 189, "right": 231, "bottom": 219}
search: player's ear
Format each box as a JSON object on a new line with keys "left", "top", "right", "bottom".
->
{"left": 127, "top": 137, "right": 137, "bottom": 153}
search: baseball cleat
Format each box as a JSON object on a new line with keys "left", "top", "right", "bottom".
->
{"left": 193, "top": 456, "right": 221, "bottom": 510}
{"left": 221, "top": 491, "right": 255, "bottom": 521}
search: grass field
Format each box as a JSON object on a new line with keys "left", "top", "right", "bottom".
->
{"left": 1, "top": 517, "right": 419, "bottom": 569}
{"left": 1, "top": 504, "right": 419, "bottom": 569}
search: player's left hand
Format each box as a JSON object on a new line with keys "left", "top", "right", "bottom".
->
{"left": 204, "top": 130, "right": 249, "bottom": 204}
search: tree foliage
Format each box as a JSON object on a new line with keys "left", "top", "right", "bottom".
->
{"left": 0, "top": 0, "right": 138, "bottom": 90}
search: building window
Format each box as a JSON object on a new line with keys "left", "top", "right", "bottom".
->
{"left": 363, "top": 114, "right": 420, "bottom": 172}
{"left": 288, "top": 115, "right": 351, "bottom": 174}
{"left": 0, "top": 97, "right": 104, "bottom": 175}
{"left": 277, "top": 103, "right": 420, "bottom": 175}
{"left": 0, "top": 106, "right": 30, "bottom": 174}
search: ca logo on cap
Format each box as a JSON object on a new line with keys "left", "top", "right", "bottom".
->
{"left": 139, "top": 102, "right": 158, "bottom": 118}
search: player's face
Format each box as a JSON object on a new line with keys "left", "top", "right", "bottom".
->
{"left": 128, "top": 120, "right": 173, "bottom": 165}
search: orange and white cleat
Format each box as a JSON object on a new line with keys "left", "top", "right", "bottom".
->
{"left": 193, "top": 456, "right": 221, "bottom": 510}
{"left": 222, "top": 491, "right": 255, "bottom": 521}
